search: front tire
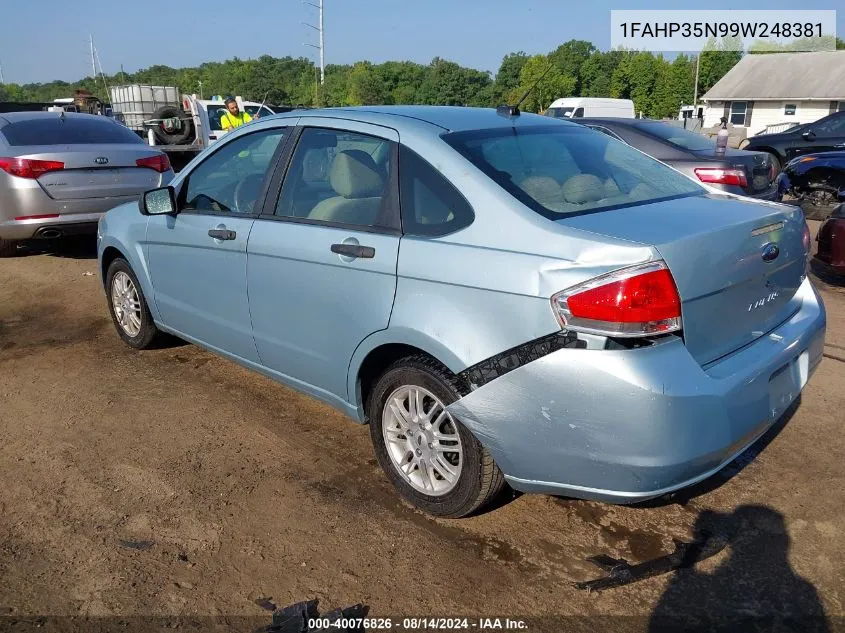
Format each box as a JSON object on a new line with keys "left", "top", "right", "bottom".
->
{"left": 105, "top": 258, "right": 163, "bottom": 349}
{"left": 368, "top": 355, "right": 505, "bottom": 518}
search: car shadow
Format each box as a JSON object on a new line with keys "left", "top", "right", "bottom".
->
{"left": 19, "top": 235, "right": 98, "bottom": 260}
{"left": 648, "top": 504, "right": 830, "bottom": 632}
{"left": 631, "top": 397, "right": 801, "bottom": 510}
{"left": 810, "top": 259, "right": 845, "bottom": 288}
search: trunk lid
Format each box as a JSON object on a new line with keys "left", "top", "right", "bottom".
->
{"left": 21, "top": 145, "right": 164, "bottom": 200}
{"left": 689, "top": 148, "right": 773, "bottom": 195}
{"left": 560, "top": 194, "right": 807, "bottom": 366}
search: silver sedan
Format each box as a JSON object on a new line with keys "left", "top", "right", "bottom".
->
{"left": 0, "top": 111, "right": 174, "bottom": 256}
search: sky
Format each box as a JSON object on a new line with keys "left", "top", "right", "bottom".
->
{"left": 1, "top": 0, "right": 844, "bottom": 84}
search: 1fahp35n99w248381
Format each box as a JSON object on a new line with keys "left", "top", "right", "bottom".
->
{"left": 96, "top": 106, "right": 826, "bottom": 518}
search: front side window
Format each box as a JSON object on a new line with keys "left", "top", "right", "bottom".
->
{"left": 443, "top": 125, "right": 704, "bottom": 219}
{"left": 729, "top": 101, "right": 748, "bottom": 126}
{"left": 181, "top": 127, "right": 287, "bottom": 215}
{"left": 814, "top": 114, "right": 845, "bottom": 137}
{"left": 546, "top": 107, "right": 575, "bottom": 119}
{"left": 275, "top": 127, "right": 396, "bottom": 230}
{"left": 399, "top": 146, "right": 474, "bottom": 236}
{"left": 207, "top": 105, "right": 275, "bottom": 132}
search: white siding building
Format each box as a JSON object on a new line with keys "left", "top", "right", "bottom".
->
{"left": 701, "top": 51, "right": 845, "bottom": 137}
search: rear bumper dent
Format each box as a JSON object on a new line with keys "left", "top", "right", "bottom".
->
{"left": 447, "top": 277, "right": 826, "bottom": 503}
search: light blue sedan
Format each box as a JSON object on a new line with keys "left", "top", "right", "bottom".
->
{"left": 97, "top": 106, "right": 826, "bottom": 518}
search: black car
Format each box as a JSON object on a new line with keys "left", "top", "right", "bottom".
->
{"left": 577, "top": 118, "right": 777, "bottom": 200}
{"left": 744, "top": 110, "right": 845, "bottom": 174}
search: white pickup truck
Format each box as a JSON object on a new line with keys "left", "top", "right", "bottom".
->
{"left": 110, "top": 85, "right": 276, "bottom": 170}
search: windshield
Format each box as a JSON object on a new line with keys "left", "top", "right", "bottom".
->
{"left": 206, "top": 105, "right": 274, "bottom": 131}
{"left": 1, "top": 116, "right": 144, "bottom": 146}
{"left": 634, "top": 120, "right": 717, "bottom": 151}
{"left": 545, "top": 107, "right": 575, "bottom": 119}
{"left": 443, "top": 125, "right": 704, "bottom": 218}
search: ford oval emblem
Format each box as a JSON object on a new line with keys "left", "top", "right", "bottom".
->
{"left": 761, "top": 242, "right": 780, "bottom": 262}
{"left": 94, "top": 156, "right": 109, "bottom": 165}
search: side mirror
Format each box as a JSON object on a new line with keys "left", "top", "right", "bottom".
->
{"left": 802, "top": 130, "right": 815, "bottom": 140}
{"left": 141, "top": 186, "right": 177, "bottom": 216}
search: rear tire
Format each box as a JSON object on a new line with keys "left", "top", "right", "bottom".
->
{"left": 367, "top": 355, "right": 505, "bottom": 518}
{"left": 105, "top": 258, "right": 163, "bottom": 349}
{"left": 0, "top": 238, "right": 18, "bottom": 258}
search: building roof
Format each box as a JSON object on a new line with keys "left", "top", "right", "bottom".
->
{"left": 702, "top": 51, "right": 845, "bottom": 101}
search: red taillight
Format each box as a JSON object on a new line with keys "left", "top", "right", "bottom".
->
{"left": 136, "top": 153, "right": 171, "bottom": 173}
{"left": 769, "top": 162, "right": 777, "bottom": 182}
{"left": 694, "top": 167, "right": 748, "bottom": 188}
{"left": 0, "top": 157, "right": 65, "bottom": 179}
{"left": 552, "top": 261, "right": 682, "bottom": 337}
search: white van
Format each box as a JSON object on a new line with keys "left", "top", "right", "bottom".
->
{"left": 545, "top": 98, "right": 635, "bottom": 119}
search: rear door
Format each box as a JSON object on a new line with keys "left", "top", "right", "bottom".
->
{"left": 247, "top": 120, "right": 400, "bottom": 403}
{"left": 145, "top": 125, "right": 290, "bottom": 361}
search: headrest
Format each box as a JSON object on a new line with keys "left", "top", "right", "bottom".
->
{"left": 519, "top": 176, "right": 561, "bottom": 207}
{"left": 330, "top": 150, "right": 384, "bottom": 199}
{"left": 561, "top": 173, "right": 606, "bottom": 204}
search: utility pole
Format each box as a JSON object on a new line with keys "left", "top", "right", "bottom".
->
{"left": 693, "top": 53, "right": 700, "bottom": 111}
{"left": 0, "top": 60, "right": 4, "bottom": 84}
{"left": 198, "top": 80, "right": 203, "bottom": 100}
{"left": 303, "top": 0, "right": 324, "bottom": 85}
{"left": 90, "top": 35, "right": 97, "bottom": 78}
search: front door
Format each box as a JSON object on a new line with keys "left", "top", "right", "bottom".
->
{"left": 145, "top": 125, "right": 289, "bottom": 361}
{"left": 247, "top": 123, "right": 401, "bottom": 405}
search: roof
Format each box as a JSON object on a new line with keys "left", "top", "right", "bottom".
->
{"left": 0, "top": 111, "right": 105, "bottom": 125}
{"left": 702, "top": 51, "right": 845, "bottom": 101}
{"left": 271, "top": 105, "right": 575, "bottom": 133}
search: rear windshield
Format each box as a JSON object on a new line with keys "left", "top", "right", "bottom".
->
{"left": 443, "top": 125, "right": 704, "bottom": 218}
{"left": 207, "top": 105, "right": 274, "bottom": 131}
{"left": 1, "top": 116, "right": 144, "bottom": 146}
{"left": 633, "top": 120, "right": 716, "bottom": 151}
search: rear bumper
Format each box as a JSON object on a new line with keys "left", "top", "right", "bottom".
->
{"left": 813, "top": 216, "right": 845, "bottom": 273}
{"left": 0, "top": 201, "right": 137, "bottom": 240}
{"left": 447, "top": 277, "right": 826, "bottom": 503}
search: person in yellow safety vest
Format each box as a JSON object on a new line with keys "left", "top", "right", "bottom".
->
{"left": 220, "top": 96, "right": 258, "bottom": 131}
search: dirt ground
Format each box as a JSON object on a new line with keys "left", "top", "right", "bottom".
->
{"left": 1, "top": 221, "right": 844, "bottom": 632}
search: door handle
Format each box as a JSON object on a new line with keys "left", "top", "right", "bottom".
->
{"left": 208, "top": 228, "right": 236, "bottom": 241}
{"left": 331, "top": 243, "right": 375, "bottom": 259}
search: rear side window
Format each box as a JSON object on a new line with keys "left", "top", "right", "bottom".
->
{"left": 1, "top": 116, "right": 145, "bottom": 146}
{"left": 399, "top": 146, "right": 474, "bottom": 236}
{"left": 444, "top": 125, "right": 703, "bottom": 219}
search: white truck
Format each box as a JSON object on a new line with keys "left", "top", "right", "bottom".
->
{"left": 109, "top": 85, "right": 276, "bottom": 170}
{"left": 545, "top": 97, "right": 635, "bottom": 119}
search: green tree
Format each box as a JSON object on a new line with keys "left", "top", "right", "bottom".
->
{"left": 347, "top": 61, "right": 387, "bottom": 105}
{"left": 417, "top": 57, "right": 491, "bottom": 106}
{"left": 699, "top": 37, "right": 743, "bottom": 94}
{"left": 514, "top": 55, "right": 575, "bottom": 113}
{"left": 549, "top": 40, "right": 596, "bottom": 94}
{"left": 493, "top": 52, "right": 528, "bottom": 102}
